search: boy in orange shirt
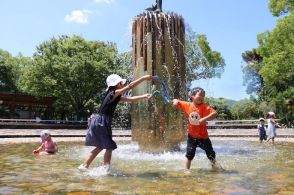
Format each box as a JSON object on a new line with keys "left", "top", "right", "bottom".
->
{"left": 172, "top": 87, "right": 218, "bottom": 172}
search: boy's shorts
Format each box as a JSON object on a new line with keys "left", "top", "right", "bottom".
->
{"left": 186, "top": 135, "right": 215, "bottom": 161}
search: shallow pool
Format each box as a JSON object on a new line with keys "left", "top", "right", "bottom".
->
{"left": 1, "top": 140, "right": 294, "bottom": 194}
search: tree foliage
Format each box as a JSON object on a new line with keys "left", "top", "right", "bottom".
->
{"left": 206, "top": 97, "right": 234, "bottom": 120}
{"left": 257, "top": 12, "right": 294, "bottom": 122}
{"left": 241, "top": 49, "right": 264, "bottom": 96}
{"left": 269, "top": 0, "right": 294, "bottom": 16}
{"left": 241, "top": 0, "right": 294, "bottom": 124}
{"left": 230, "top": 99, "right": 260, "bottom": 120}
{"left": 0, "top": 49, "right": 30, "bottom": 93}
{"left": 21, "top": 35, "right": 118, "bottom": 119}
{"left": 185, "top": 25, "right": 225, "bottom": 88}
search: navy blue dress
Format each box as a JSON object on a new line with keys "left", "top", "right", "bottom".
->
{"left": 85, "top": 88, "right": 121, "bottom": 149}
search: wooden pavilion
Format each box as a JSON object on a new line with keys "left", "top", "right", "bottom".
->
{"left": 0, "top": 93, "right": 55, "bottom": 119}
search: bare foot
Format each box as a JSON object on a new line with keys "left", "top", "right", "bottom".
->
{"left": 211, "top": 162, "right": 224, "bottom": 171}
{"left": 184, "top": 169, "right": 191, "bottom": 175}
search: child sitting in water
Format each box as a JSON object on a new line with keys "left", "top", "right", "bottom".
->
{"left": 257, "top": 118, "right": 267, "bottom": 143}
{"left": 33, "top": 130, "right": 58, "bottom": 154}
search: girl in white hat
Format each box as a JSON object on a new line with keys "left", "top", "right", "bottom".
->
{"left": 78, "top": 74, "right": 155, "bottom": 171}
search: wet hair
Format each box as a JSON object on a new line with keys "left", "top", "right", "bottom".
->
{"left": 188, "top": 87, "right": 205, "bottom": 101}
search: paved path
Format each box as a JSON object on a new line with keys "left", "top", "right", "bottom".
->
{"left": 0, "top": 128, "right": 293, "bottom": 144}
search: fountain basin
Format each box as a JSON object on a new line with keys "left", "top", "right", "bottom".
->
{"left": 1, "top": 140, "right": 294, "bottom": 194}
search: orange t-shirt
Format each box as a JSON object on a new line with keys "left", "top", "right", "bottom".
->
{"left": 177, "top": 100, "right": 216, "bottom": 139}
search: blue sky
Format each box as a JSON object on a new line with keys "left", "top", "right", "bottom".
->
{"left": 0, "top": 0, "right": 277, "bottom": 100}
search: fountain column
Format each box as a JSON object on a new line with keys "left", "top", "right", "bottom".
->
{"left": 131, "top": 11, "right": 186, "bottom": 152}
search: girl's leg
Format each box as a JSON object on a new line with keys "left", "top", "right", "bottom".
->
{"left": 104, "top": 149, "right": 113, "bottom": 165}
{"left": 83, "top": 147, "right": 103, "bottom": 168}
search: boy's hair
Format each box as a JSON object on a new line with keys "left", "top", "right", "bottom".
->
{"left": 188, "top": 87, "right": 205, "bottom": 101}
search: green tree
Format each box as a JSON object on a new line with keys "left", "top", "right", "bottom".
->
{"left": 206, "top": 97, "right": 234, "bottom": 120}
{"left": 230, "top": 99, "right": 259, "bottom": 120}
{"left": 112, "top": 51, "right": 133, "bottom": 127}
{"left": 269, "top": 0, "right": 294, "bottom": 16}
{"left": 0, "top": 49, "right": 30, "bottom": 93}
{"left": 114, "top": 51, "right": 133, "bottom": 83}
{"left": 257, "top": 11, "right": 294, "bottom": 123}
{"left": 185, "top": 25, "right": 225, "bottom": 88}
{"left": 240, "top": 0, "right": 294, "bottom": 124}
{"left": 241, "top": 49, "right": 264, "bottom": 97}
{"left": 0, "top": 50, "right": 16, "bottom": 92}
{"left": 21, "top": 35, "right": 118, "bottom": 120}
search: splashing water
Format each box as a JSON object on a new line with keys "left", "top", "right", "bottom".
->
{"left": 152, "top": 75, "right": 172, "bottom": 103}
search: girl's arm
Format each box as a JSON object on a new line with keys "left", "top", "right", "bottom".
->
{"left": 113, "top": 75, "right": 153, "bottom": 99}
{"left": 121, "top": 94, "right": 152, "bottom": 103}
{"left": 33, "top": 144, "right": 44, "bottom": 153}
{"left": 271, "top": 118, "right": 281, "bottom": 127}
{"left": 274, "top": 120, "right": 282, "bottom": 128}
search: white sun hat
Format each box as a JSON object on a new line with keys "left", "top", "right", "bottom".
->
{"left": 40, "top": 130, "right": 51, "bottom": 138}
{"left": 106, "top": 74, "right": 126, "bottom": 90}
{"left": 268, "top": 111, "right": 275, "bottom": 116}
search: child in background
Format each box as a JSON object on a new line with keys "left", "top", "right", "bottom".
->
{"left": 257, "top": 118, "right": 267, "bottom": 143}
{"left": 33, "top": 130, "right": 58, "bottom": 154}
{"left": 266, "top": 112, "right": 281, "bottom": 144}
{"left": 78, "top": 74, "right": 155, "bottom": 171}
{"left": 172, "top": 87, "right": 218, "bottom": 173}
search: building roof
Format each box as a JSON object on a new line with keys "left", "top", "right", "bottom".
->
{"left": 0, "top": 93, "right": 55, "bottom": 107}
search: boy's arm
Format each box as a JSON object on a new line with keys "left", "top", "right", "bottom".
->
{"left": 121, "top": 94, "right": 152, "bottom": 103}
{"left": 172, "top": 99, "right": 179, "bottom": 108}
{"left": 199, "top": 111, "right": 217, "bottom": 124}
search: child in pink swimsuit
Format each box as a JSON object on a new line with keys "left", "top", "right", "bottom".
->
{"left": 33, "top": 130, "right": 58, "bottom": 154}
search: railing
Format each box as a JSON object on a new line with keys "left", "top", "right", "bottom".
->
{"left": 0, "top": 119, "right": 266, "bottom": 123}
{"left": 0, "top": 118, "right": 268, "bottom": 129}
{"left": 0, "top": 118, "right": 87, "bottom": 129}
{"left": 0, "top": 118, "right": 87, "bottom": 124}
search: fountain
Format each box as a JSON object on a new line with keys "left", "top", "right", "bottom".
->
{"left": 131, "top": 1, "right": 187, "bottom": 152}
{"left": 2, "top": 2, "right": 294, "bottom": 195}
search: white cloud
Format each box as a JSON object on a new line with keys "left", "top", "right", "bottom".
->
{"left": 94, "top": 0, "right": 115, "bottom": 4}
{"left": 65, "top": 10, "right": 92, "bottom": 24}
